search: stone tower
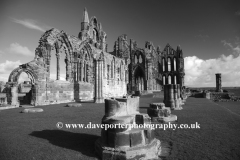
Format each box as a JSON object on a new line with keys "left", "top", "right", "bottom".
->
{"left": 215, "top": 73, "right": 223, "bottom": 92}
{"left": 81, "top": 7, "right": 89, "bottom": 30}
{"left": 78, "top": 8, "right": 89, "bottom": 40}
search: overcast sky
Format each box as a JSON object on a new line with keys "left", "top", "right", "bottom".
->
{"left": 0, "top": 0, "right": 239, "bottom": 87}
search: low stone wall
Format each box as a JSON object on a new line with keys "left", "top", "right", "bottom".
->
{"left": 210, "top": 92, "right": 240, "bottom": 102}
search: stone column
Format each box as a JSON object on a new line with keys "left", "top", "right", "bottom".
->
{"left": 94, "top": 59, "right": 104, "bottom": 103}
{"left": 65, "top": 58, "right": 70, "bottom": 81}
{"left": 56, "top": 53, "right": 60, "bottom": 80}
{"left": 6, "top": 82, "right": 19, "bottom": 107}
{"left": 216, "top": 73, "right": 223, "bottom": 92}
{"left": 46, "top": 45, "right": 51, "bottom": 81}
{"left": 147, "top": 59, "right": 153, "bottom": 90}
{"left": 81, "top": 62, "right": 84, "bottom": 82}
{"left": 77, "top": 60, "right": 80, "bottom": 82}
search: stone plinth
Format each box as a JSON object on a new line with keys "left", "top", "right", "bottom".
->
{"left": 147, "top": 103, "right": 177, "bottom": 123}
{"left": 6, "top": 83, "right": 19, "bottom": 107}
{"left": 95, "top": 97, "right": 161, "bottom": 160}
{"left": 163, "top": 84, "right": 182, "bottom": 110}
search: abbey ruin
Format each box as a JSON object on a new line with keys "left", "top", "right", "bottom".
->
{"left": 1, "top": 8, "right": 185, "bottom": 106}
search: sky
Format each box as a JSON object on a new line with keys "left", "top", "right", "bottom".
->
{"left": 0, "top": 0, "right": 239, "bottom": 87}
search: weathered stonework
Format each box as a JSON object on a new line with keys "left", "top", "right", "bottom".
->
{"left": 147, "top": 103, "right": 177, "bottom": 123}
{"left": 163, "top": 84, "right": 183, "bottom": 110}
{"left": 216, "top": 73, "right": 223, "bottom": 92}
{"left": 95, "top": 97, "right": 161, "bottom": 160}
{"left": 0, "top": 82, "right": 7, "bottom": 105}
{"left": 6, "top": 8, "right": 185, "bottom": 106}
{"left": 113, "top": 37, "right": 185, "bottom": 94}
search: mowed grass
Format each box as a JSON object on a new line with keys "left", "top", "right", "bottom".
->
{"left": 0, "top": 94, "right": 240, "bottom": 160}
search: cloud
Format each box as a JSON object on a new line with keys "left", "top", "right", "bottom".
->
{"left": 184, "top": 54, "right": 240, "bottom": 87}
{"left": 11, "top": 18, "right": 50, "bottom": 32}
{"left": 221, "top": 40, "right": 240, "bottom": 55}
{"left": 6, "top": 43, "right": 33, "bottom": 56}
{"left": 0, "top": 60, "right": 22, "bottom": 82}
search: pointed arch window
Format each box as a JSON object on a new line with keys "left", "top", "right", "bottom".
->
{"left": 163, "top": 76, "right": 166, "bottom": 85}
{"left": 107, "top": 65, "right": 110, "bottom": 80}
{"left": 139, "top": 55, "right": 142, "bottom": 63}
{"left": 168, "top": 58, "right": 171, "bottom": 71}
{"left": 86, "top": 63, "right": 89, "bottom": 82}
{"left": 83, "top": 61, "right": 85, "bottom": 82}
{"left": 135, "top": 55, "right": 138, "bottom": 64}
{"left": 174, "top": 75, "right": 177, "bottom": 84}
{"left": 168, "top": 75, "right": 171, "bottom": 84}
{"left": 162, "top": 58, "right": 165, "bottom": 72}
{"left": 174, "top": 58, "right": 176, "bottom": 71}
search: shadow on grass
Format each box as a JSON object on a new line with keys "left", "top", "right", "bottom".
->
{"left": 30, "top": 130, "right": 99, "bottom": 158}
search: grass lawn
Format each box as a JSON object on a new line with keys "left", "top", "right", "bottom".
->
{"left": 0, "top": 94, "right": 240, "bottom": 160}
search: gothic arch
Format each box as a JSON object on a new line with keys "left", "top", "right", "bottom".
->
{"left": 173, "top": 57, "right": 177, "bottom": 71}
{"left": 133, "top": 65, "right": 145, "bottom": 91}
{"left": 78, "top": 40, "right": 94, "bottom": 60}
{"left": 37, "top": 28, "right": 73, "bottom": 62}
{"left": 8, "top": 67, "right": 37, "bottom": 84}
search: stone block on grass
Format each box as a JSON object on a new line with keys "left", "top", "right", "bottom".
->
{"left": 21, "top": 108, "right": 43, "bottom": 113}
{"left": 66, "top": 103, "right": 82, "bottom": 107}
{"left": 147, "top": 103, "right": 177, "bottom": 123}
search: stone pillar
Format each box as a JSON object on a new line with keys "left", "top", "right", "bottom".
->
{"left": 46, "top": 45, "right": 51, "bottom": 81}
{"left": 56, "top": 53, "right": 60, "bottom": 80}
{"left": 216, "top": 73, "right": 223, "bottom": 92}
{"left": 65, "top": 58, "right": 70, "bottom": 81}
{"left": 95, "top": 97, "right": 161, "bottom": 159}
{"left": 164, "top": 84, "right": 182, "bottom": 110}
{"left": 31, "top": 84, "right": 37, "bottom": 106}
{"left": 80, "top": 62, "right": 83, "bottom": 81}
{"left": 147, "top": 59, "right": 153, "bottom": 90}
{"left": 6, "top": 82, "right": 19, "bottom": 107}
{"left": 163, "top": 84, "right": 174, "bottom": 109}
{"left": 94, "top": 59, "right": 104, "bottom": 103}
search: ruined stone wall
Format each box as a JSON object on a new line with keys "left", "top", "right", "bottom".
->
{"left": 34, "top": 81, "right": 74, "bottom": 105}
{"left": 102, "top": 52, "right": 127, "bottom": 98}
{"left": 74, "top": 82, "right": 94, "bottom": 101}
{"left": 102, "top": 79, "right": 127, "bottom": 98}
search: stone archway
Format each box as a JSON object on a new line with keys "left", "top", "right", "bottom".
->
{"left": 8, "top": 65, "right": 38, "bottom": 105}
{"left": 133, "top": 66, "right": 145, "bottom": 92}
{"left": 35, "top": 28, "right": 74, "bottom": 82}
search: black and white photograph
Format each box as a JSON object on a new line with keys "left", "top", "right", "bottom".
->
{"left": 0, "top": 0, "right": 240, "bottom": 159}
